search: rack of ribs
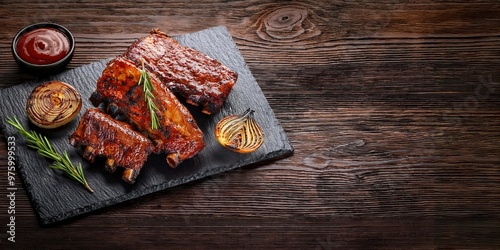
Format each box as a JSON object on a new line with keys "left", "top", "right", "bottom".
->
{"left": 69, "top": 108, "right": 154, "bottom": 184}
{"left": 122, "top": 29, "right": 238, "bottom": 115}
{"left": 89, "top": 57, "right": 205, "bottom": 168}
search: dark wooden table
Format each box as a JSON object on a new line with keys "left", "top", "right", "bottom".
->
{"left": 1, "top": 0, "right": 499, "bottom": 249}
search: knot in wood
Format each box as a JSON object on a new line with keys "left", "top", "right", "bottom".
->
{"left": 256, "top": 5, "right": 321, "bottom": 43}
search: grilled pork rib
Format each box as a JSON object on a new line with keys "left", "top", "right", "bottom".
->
{"left": 90, "top": 57, "right": 205, "bottom": 168}
{"left": 122, "top": 29, "right": 238, "bottom": 115}
{"left": 69, "top": 108, "right": 154, "bottom": 184}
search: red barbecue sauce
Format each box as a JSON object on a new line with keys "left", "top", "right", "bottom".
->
{"left": 16, "top": 28, "right": 70, "bottom": 65}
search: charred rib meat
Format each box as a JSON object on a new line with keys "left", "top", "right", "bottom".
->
{"left": 90, "top": 57, "right": 205, "bottom": 168}
{"left": 69, "top": 108, "right": 154, "bottom": 184}
{"left": 122, "top": 29, "right": 238, "bottom": 115}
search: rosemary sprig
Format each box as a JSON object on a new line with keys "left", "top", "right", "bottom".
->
{"left": 137, "top": 59, "right": 160, "bottom": 130}
{"left": 6, "top": 117, "right": 94, "bottom": 193}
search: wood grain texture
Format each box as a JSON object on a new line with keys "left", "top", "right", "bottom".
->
{"left": 1, "top": 0, "right": 500, "bottom": 249}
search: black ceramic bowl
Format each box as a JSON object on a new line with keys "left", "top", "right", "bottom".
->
{"left": 12, "top": 22, "right": 75, "bottom": 74}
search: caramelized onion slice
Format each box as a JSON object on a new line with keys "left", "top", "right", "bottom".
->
{"left": 26, "top": 81, "right": 82, "bottom": 129}
{"left": 214, "top": 108, "right": 264, "bottom": 153}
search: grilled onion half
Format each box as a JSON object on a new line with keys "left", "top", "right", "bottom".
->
{"left": 26, "top": 81, "right": 82, "bottom": 129}
{"left": 214, "top": 109, "right": 264, "bottom": 153}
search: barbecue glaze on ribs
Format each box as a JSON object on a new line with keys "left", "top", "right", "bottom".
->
{"left": 69, "top": 108, "right": 154, "bottom": 184}
{"left": 90, "top": 57, "right": 205, "bottom": 168}
{"left": 123, "top": 29, "right": 238, "bottom": 115}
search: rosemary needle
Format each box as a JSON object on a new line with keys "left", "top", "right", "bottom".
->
{"left": 6, "top": 116, "right": 94, "bottom": 193}
{"left": 137, "top": 59, "right": 160, "bottom": 130}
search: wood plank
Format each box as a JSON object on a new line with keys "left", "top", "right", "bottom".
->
{"left": 0, "top": 0, "right": 499, "bottom": 248}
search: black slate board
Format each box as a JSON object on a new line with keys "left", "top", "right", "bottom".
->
{"left": 0, "top": 26, "right": 293, "bottom": 225}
